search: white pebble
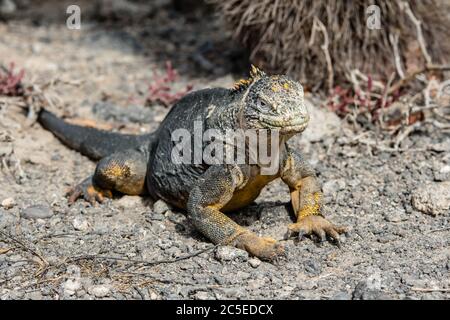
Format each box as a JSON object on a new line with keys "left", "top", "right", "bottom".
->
{"left": 1, "top": 197, "right": 15, "bottom": 209}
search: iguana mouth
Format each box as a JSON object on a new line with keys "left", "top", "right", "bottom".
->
{"left": 260, "top": 113, "right": 309, "bottom": 133}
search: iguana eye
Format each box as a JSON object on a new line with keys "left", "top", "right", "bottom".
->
{"left": 255, "top": 98, "right": 268, "bottom": 110}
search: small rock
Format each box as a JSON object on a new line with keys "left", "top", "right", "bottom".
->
{"left": 247, "top": 279, "right": 265, "bottom": 290}
{"left": 193, "top": 291, "right": 210, "bottom": 300}
{"left": 352, "top": 281, "right": 388, "bottom": 300}
{"left": 248, "top": 258, "right": 261, "bottom": 268}
{"left": 148, "top": 289, "right": 160, "bottom": 300}
{"left": 0, "top": 0, "right": 16, "bottom": 15}
{"left": 63, "top": 278, "right": 82, "bottom": 296}
{"left": 20, "top": 205, "right": 54, "bottom": 220}
{"left": 331, "top": 291, "right": 352, "bottom": 300}
{"left": 157, "top": 239, "right": 172, "bottom": 250}
{"left": 88, "top": 285, "right": 111, "bottom": 298}
{"left": 27, "top": 291, "right": 43, "bottom": 300}
{"left": 429, "top": 141, "right": 450, "bottom": 152}
{"left": 1, "top": 197, "right": 15, "bottom": 209}
{"left": 72, "top": 216, "right": 90, "bottom": 231}
{"left": 322, "top": 179, "right": 346, "bottom": 196}
{"left": 0, "top": 208, "right": 18, "bottom": 227}
{"left": 300, "top": 99, "right": 341, "bottom": 143}
{"left": 383, "top": 207, "right": 408, "bottom": 223}
{"left": 304, "top": 259, "right": 322, "bottom": 275}
{"left": 66, "top": 265, "right": 81, "bottom": 277}
{"left": 31, "top": 43, "right": 42, "bottom": 54}
{"left": 411, "top": 181, "right": 450, "bottom": 216}
{"left": 434, "top": 165, "right": 450, "bottom": 182}
{"left": 153, "top": 199, "right": 171, "bottom": 215}
{"left": 215, "top": 246, "right": 249, "bottom": 262}
{"left": 116, "top": 195, "right": 141, "bottom": 210}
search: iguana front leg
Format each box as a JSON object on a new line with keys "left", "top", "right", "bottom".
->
{"left": 187, "top": 165, "right": 284, "bottom": 261}
{"left": 281, "top": 147, "right": 346, "bottom": 246}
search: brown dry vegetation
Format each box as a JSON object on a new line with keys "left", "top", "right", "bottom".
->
{"left": 210, "top": 0, "right": 450, "bottom": 92}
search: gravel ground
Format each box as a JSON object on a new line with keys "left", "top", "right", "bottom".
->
{"left": 0, "top": 1, "right": 449, "bottom": 300}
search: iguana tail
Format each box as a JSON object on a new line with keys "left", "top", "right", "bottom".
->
{"left": 38, "top": 108, "right": 155, "bottom": 160}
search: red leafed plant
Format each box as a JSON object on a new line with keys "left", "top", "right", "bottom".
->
{"left": 0, "top": 62, "right": 25, "bottom": 96}
{"left": 146, "top": 61, "right": 193, "bottom": 107}
{"left": 326, "top": 75, "right": 403, "bottom": 125}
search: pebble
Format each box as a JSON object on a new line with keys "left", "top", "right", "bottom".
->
{"left": 153, "top": 199, "right": 171, "bottom": 215}
{"left": 332, "top": 291, "right": 352, "bottom": 300}
{"left": 247, "top": 279, "right": 264, "bottom": 290}
{"left": 215, "top": 246, "right": 249, "bottom": 262}
{"left": 88, "top": 285, "right": 111, "bottom": 298}
{"left": 304, "top": 259, "right": 322, "bottom": 275}
{"left": 430, "top": 141, "right": 450, "bottom": 152}
{"left": 383, "top": 207, "right": 408, "bottom": 223}
{"left": 248, "top": 258, "right": 261, "bottom": 268}
{"left": 193, "top": 291, "right": 210, "bottom": 300}
{"left": 0, "top": 208, "right": 18, "bottom": 227}
{"left": 62, "top": 278, "right": 82, "bottom": 296}
{"left": 300, "top": 100, "right": 341, "bottom": 143}
{"left": 434, "top": 165, "right": 450, "bottom": 182}
{"left": 322, "top": 179, "right": 346, "bottom": 196}
{"left": 72, "top": 216, "right": 90, "bottom": 231}
{"left": 352, "top": 280, "right": 388, "bottom": 300}
{"left": 27, "top": 291, "right": 43, "bottom": 300}
{"left": 20, "top": 205, "right": 54, "bottom": 219}
{"left": 1, "top": 197, "right": 15, "bottom": 209}
{"left": 411, "top": 181, "right": 450, "bottom": 216}
{"left": 116, "top": 195, "right": 141, "bottom": 210}
{"left": 0, "top": 0, "right": 16, "bottom": 15}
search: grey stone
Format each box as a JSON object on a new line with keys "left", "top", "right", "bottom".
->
{"left": 27, "top": 291, "right": 43, "bottom": 300}
{"left": 215, "top": 246, "right": 249, "bottom": 262}
{"left": 248, "top": 258, "right": 261, "bottom": 268}
{"left": 352, "top": 281, "right": 388, "bottom": 300}
{"left": 434, "top": 165, "right": 450, "bottom": 182}
{"left": 20, "top": 205, "right": 54, "bottom": 219}
{"left": 193, "top": 291, "right": 211, "bottom": 300}
{"left": 383, "top": 206, "right": 408, "bottom": 222}
{"left": 0, "top": 209, "right": 18, "bottom": 227}
{"left": 88, "top": 285, "right": 111, "bottom": 298}
{"left": 72, "top": 216, "right": 90, "bottom": 231}
{"left": 153, "top": 199, "right": 171, "bottom": 215}
{"left": 62, "top": 278, "right": 82, "bottom": 296}
{"left": 116, "top": 195, "right": 142, "bottom": 210}
{"left": 322, "top": 179, "right": 346, "bottom": 196}
{"left": 412, "top": 182, "right": 450, "bottom": 216}
{"left": 331, "top": 291, "right": 352, "bottom": 300}
{"left": 0, "top": 0, "right": 16, "bottom": 15}
{"left": 304, "top": 259, "right": 321, "bottom": 275}
{"left": 300, "top": 99, "right": 341, "bottom": 143}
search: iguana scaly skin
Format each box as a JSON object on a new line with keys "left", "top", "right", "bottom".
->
{"left": 38, "top": 66, "right": 346, "bottom": 260}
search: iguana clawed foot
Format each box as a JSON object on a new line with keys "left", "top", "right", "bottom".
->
{"left": 286, "top": 215, "right": 347, "bottom": 248}
{"left": 233, "top": 232, "right": 285, "bottom": 261}
{"left": 67, "top": 176, "right": 112, "bottom": 205}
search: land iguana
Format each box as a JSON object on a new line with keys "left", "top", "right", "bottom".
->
{"left": 38, "top": 66, "right": 346, "bottom": 261}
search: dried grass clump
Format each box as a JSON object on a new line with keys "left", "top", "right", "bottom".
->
{"left": 209, "top": 0, "right": 450, "bottom": 92}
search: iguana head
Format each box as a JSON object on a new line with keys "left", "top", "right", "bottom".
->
{"left": 234, "top": 66, "right": 309, "bottom": 135}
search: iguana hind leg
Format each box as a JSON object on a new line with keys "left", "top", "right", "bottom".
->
{"left": 68, "top": 147, "right": 149, "bottom": 205}
{"left": 187, "top": 165, "right": 284, "bottom": 261}
{"left": 281, "top": 147, "right": 346, "bottom": 246}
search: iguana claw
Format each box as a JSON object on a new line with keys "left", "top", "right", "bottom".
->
{"left": 67, "top": 176, "right": 112, "bottom": 206}
{"left": 286, "top": 215, "right": 347, "bottom": 248}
